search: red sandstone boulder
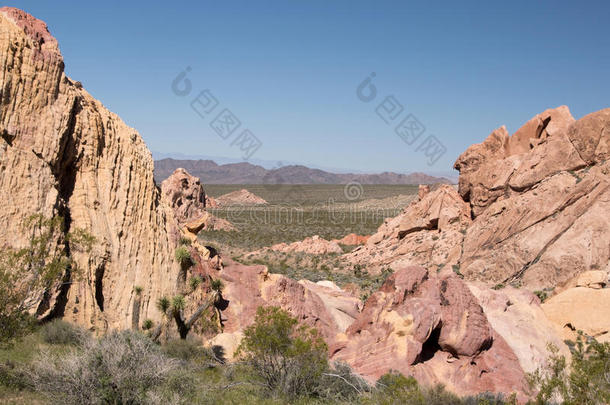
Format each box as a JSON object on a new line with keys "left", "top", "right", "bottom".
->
{"left": 331, "top": 266, "right": 528, "bottom": 399}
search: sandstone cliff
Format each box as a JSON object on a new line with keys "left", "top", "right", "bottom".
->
{"left": 0, "top": 7, "right": 181, "bottom": 331}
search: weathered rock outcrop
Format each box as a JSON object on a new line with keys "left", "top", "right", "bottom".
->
{"left": 331, "top": 266, "right": 530, "bottom": 399}
{"left": 268, "top": 235, "right": 343, "bottom": 255}
{"left": 457, "top": 107, "right": 610, "bottom": 288}
{"left": 210, "top": 259, "right": 360, "bottom": 359}
{"left": 346, "top": 106, "right": 610, "bottom": 290}
{"left": 332, "top": 233, "right": 369, "bottom": 246}
{"left": 161, "top": 168, "right": 235, "bottom": 237}
{"left": 0, "top": 8, "right": 182, "bottom": 331}
{"left": 542, "top": 274, "right": 610, "bottom": 343}
{"left": 346, "top": 185, "right": 470, "bottom": 273}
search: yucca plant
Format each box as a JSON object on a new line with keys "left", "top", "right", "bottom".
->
{"left": 210, "top": 278, "right": 224, "bottom": 293}
{"left": 156, "top": 296, "right": 170, "bottom": 315}
{"left": 189, "top": 275, "right": 202, "bottom": 291}
{"left": 175, "top": 246, "right": 193, "bottom": 268}
{"left": 171, "top": 294, "right": 186, "bottom": 314}
{"left": 133, "top": 285, "right": 143, "bottom": 295}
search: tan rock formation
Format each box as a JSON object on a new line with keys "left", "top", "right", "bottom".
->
{"left": 160, "top": 168, "right": 235, "bottom": 239}
{"left": 467, "top": 283, "right": 570, "bottom": 374}
{"left": 214, "top": 188, "right": 267, "bottom": 207}
{"left": 269, "top": 235, "right": 343, "bottom": 255}
{"left": 0, "top": 8, "right": 182, "bottom": 331}
{"left": 345, "top": 185, "right": 470, "bottom": 274}
{"left": 346, "top": 107, "right": 610, "bottom": 291}
{"left": 543, "top": 285, "right": 610, "bottom": 343}
{"left": 213, "top": 260, "right": 359, "bottom": 349}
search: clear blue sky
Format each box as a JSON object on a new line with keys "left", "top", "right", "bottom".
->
{"left": 5, "top": 1, "right": 610, "bottom": 174}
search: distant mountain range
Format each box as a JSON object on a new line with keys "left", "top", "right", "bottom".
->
{"left": 154, "top": 158, "right": 453, "bottom": 185}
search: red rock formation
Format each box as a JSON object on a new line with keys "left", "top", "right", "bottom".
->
{"left": 333, "top": 233, "right": 369, "bottom": 246}
{"left": 331, "top": 266, "right": 529, "bottom": 400}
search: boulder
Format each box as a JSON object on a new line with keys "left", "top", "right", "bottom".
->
{"left": 542, "top": 287, "right": 610, "bottom": 343}
{"left": 576, "top": 270, "right": 607, "bottom": 289}
{"left": 331, "top": 266, "right": 529, "bottom": 399}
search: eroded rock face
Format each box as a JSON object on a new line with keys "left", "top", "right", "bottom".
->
{"left": 213, "top": 260, "right": 359, "bottom": 349}
{"left": 161, "top": 168, "right": 208, "bottom": 224}
{"left": 0, "top": 8, "right": 181, "bottom": 331}
{"left": 331, "top": 266, "right": 529, "bottom": 399}
{"left": 346, "top": 107, "right": 610, "bottom": 290}
{"left": 457, "top": 109, "right": 610, "bottom": 288}
{"left": 160, "top": 168, "right": 235, "bottom": 236}
{"left": 332, "top": 233, "right": 369, "bottom": 246}
{"left": 345, "top": 185, "right": 470, "bottom": 274}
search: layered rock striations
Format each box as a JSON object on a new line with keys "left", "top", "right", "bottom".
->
{"left": 347, "top": 106, "right": 610, "bottom": 290}
{"left": 0, "top": 7, "right": 181, "bottom": 331}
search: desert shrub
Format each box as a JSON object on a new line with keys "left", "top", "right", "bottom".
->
{"left": 210, "top": 278, "right": 224, "bottom": 292}
{"left": 235, "top": 306, "right": 329, "bottom": 399}
{"left": 528, "top": 337, "right": 610, "bottom": 404}
{"left": 29, "top": 330, "right": 179, "bottom": 405}
{"left": 372, "top": 371, "right": 426, "bottom": 404}
{"left": 142, "top": 319, "right": 154, "bottom": 330}
{"left": 162, "top": 338, "right": 214, "bottom": 363}
{"left": 0, "top": 361, "right": 29, "bottom": 390}
{"left": 179, "top": 237, "right": 192, "bottom": 246}
{"left": 156, "top": 296, "right": 170, "bottom": 314}
{"left": 40, "top": 319, "right": 87, "bottom": 346}
{"left": 316, "top": 361, "right": 370, "bottom": 401}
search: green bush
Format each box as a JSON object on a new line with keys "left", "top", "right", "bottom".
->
{"left": 528, "top": 337, "right": 610, "bottom": 404}
{"left": 235, "top": 306, "right": 329, "bottom": 399}
{"left": 40, "top": 319, "right": 87, "bottom": 346}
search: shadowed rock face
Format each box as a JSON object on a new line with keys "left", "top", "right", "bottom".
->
{"left": 0, "top": 7, "right": 181, "bottom": 331}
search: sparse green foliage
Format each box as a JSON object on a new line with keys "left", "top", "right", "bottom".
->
{"left": 156, "top": 296, "right": 170, "bottom": 315}
{"left": 134, "top": 285, "right": 143, "bottom": 295}
{"left": 40, "top": 319, "right": 87, "bottom": 346}
{"left": 210, "top": 278, "right": 224, "bottom": 293}
{"left": 29, "top": 330, "right": 179, "bottom": 404}
{"left": 171, "top": 295, "right": 186, "bottom": 314}
{"left": 528, "top": 337, "right": 610, "bottom": 404}
{"left": 0, "top": 215, "right": 94, "bottom": 346}
{"left": 179, "top": 237, "right": 192, "bottom": 246}
{"left": 174, "top": 246, "right": 193, "bottom": 268}
{"left": 534, "top": 290, "right": 548, "bottom": 303}
{"left": 142, "top": 319, "right": 154, "bottom": 331}
{"left": 188, "top": 275, "right": 202, "bottom": 291}
{"left": 235, "top": 306, "right": 329, "bottom": 398}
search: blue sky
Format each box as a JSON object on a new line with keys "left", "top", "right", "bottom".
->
{"left": 5, "top": 1, "right": 610, "bottom": 174}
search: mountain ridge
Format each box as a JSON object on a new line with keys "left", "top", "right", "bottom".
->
{"left": 154, "top": 158, "right": 453, "bottom": 184}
